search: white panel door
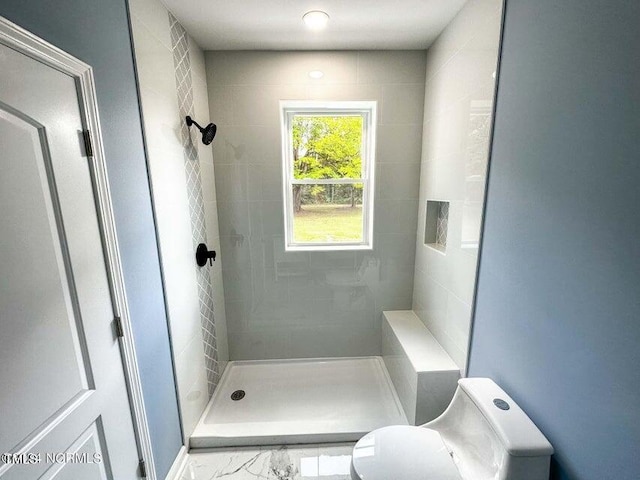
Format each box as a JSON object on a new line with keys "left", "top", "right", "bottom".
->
{"left": 0, "top": 37, "right": 141, "bottom": 479}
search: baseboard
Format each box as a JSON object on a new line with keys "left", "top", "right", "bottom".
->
{"left": 164, "top": 445, "right": 188, "bottom": 480}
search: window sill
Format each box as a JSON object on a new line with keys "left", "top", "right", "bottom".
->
{"left": 285, "top": 243, "right": 373, "bottom": 252}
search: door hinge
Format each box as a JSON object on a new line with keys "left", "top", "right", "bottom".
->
{"left": 114, "top": 316, "right": 124, "bottom": 338}
{"left": 82, "top": 129, "right": 93, "bottom": 157}
{"left": 138, "top": 459, "right": 147, "bottom": 478}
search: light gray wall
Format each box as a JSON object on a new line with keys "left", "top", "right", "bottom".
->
{"left": 0, "top": 1, "right": 182, "bottom": 477}
{"left": 206, "top": 51, "right": 426, "bottom": 359}
{"left": 468, "top": 0, "right": 640, "bottom": 479}
{"left": 413, "top": 0, "right": 503, "bottom": 370}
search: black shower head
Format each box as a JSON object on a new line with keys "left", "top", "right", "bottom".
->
{"left": 201, "top": 123, "right": 217, "bottom": 145}
{"left": 185, "top": 116, "right": 217, "bottom": 145}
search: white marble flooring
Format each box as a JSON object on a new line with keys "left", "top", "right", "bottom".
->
{"left": 179, "top": 443, "right": 354, "bottom": 480}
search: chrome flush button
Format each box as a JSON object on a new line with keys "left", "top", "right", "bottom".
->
{"left": 493, "top": 398, "right": 510, "bottom": 410}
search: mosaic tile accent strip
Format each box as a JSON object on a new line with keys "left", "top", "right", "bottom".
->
{"left": 436, "top": 202, "right": 449, "bottom": 248}
{"left": 425, "top": 200, "right": 449, "bottom": 251}
{"left": 169, "top": 12, "right": 219, "bottom": 396}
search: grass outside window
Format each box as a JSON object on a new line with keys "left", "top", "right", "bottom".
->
{"left": 293, "top": 204, "right": 363, "bottom": 243}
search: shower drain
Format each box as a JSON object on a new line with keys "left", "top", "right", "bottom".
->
{"left": 230, "top": 390, "right": 245, "bottom": 401}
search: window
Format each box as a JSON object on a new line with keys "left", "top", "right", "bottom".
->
{"left": 280, "top": 101, "right": 377, "bottom": 251}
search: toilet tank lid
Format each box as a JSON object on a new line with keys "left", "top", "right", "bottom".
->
{"left": 458, "top": 378, "right": 554, "bottom": 457}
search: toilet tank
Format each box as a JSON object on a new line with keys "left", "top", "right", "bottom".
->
{"left": 424, "top": 378, "right": 554, "bottom": 480}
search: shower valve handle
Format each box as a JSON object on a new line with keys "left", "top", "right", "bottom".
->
{"left": 196, "top": 243, "right": 216, "bottom": 267}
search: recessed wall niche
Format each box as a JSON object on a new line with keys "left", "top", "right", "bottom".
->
{"left": 425, "top": 200, "right": 449, "bottom": 252}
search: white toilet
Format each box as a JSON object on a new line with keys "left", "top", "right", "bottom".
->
{"left": 351, "top": 378, "right": 554, "bottom": 480}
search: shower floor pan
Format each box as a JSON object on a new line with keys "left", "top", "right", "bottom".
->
{"left": 190, "top": 356, "right": 407, "bottom": 448}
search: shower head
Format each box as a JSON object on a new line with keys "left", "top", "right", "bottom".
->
{"left": 185, "top": 116, "right": 217, "bottom": 145}
{"left": 200, "top": 122, "right": 217, "bottom": 145}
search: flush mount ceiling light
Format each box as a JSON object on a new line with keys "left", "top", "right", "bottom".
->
{"left": 303, "top": 10, "right": 329, "bottom": 30}
{"left": 308, "top": 70, "right": 324, "bottom": 79}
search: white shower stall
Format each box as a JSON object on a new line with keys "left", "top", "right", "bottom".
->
{"left": 130, "top": 0, "right": 503, "bottom": 448}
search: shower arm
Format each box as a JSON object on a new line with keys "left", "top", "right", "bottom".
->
{"left": 185, "top": 115, "right": 202, "bottom": 130}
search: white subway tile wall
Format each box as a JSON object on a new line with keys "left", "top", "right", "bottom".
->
{"left": 169, "top": 13, "right": 220, "bottom": 395}
{"left": 130, "top": 0, "right": 228, "bottom": 440}
{"left": 413, "top": 0, "right": 503, "bottom": 371}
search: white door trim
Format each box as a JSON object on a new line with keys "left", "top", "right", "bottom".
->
{"left": 163, "top": 446, "right": 188, "bottom": 480}
{"left": 0, "top": 16, "right": 157, "bottom": 480}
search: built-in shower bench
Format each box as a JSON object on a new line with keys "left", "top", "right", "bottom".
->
{"left": 382, "top": 310, "right": 460, "bottom": 425}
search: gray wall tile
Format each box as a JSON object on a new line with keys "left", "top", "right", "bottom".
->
{"left": 206, "top": 51, "right": 426, "bottom": 359}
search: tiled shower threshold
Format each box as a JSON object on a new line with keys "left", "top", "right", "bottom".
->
{"left": 190, "top": 357, "right": 407, "bottom": 448}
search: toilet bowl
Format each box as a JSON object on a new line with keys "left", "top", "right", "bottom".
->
{"left": 351, "top": 378, "right": 554, "bottom": 480}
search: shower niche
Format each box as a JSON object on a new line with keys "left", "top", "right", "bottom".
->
{"left": 424, "top": 200, "right": 449, "bottom": 252}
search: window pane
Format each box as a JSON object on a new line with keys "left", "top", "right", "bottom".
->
{"left": 292, "top": 184, "right": 364, "bottom": 243}
{"left": 292, "top": 115, "right": 363, "bottom": 180}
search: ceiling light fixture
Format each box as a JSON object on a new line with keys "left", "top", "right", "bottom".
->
{"left": 303, "top": 10, "right": 329, "bottom": 31}
{"left": 308, "top": 70, "right": 324, "bottom": 79}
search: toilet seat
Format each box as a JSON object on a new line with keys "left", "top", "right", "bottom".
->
{"left": 351, "top": 425, "right": 462, "bottom": 480}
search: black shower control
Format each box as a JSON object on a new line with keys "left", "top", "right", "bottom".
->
{"left": 196, "top": 243, "right": 216, "bottom": 267}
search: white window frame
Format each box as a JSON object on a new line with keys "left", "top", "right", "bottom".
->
{"left": 280, "top": 100, "right": 377, "bottom": 251}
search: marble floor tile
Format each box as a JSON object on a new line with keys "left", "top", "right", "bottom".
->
{"left": 180, "top": 444, "right": 354, "bottom": 480}
{"left": 181, "top": 446, "right": 267, "bottom": 480}
{"left": 318, "top": 444, "right": 354, "bottom": 480}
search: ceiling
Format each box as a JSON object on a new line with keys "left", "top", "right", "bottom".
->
{"left": 162, "top": 0, "right": 467, "bottom": 50}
